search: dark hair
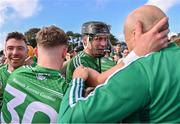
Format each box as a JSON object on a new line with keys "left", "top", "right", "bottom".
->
{"left": 116, "top": 43, "right": 121, "bottom": 46}
{"left": 6, "top": 32, "right": 27, "bottom": 44}
{"left": 81, "top": 21, "right": 110, "bottom": 36}
{"left": 74, "top": 45, "right": 84, "bottom": 52}
{"left": 36, "top": 25, "right": 68, "bottom": 48}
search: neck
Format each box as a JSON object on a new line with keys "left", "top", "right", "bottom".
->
{"left": 38, "top": 56, "right": 63, "bottom": 71}
{"left": 84, "top": 48, "right": 93, "bottom": 56}
{"left": 37, "top": 49, "right": 64, "bottom": 71}
{"left": 7, "top": 65, "right": 15, "bottom": 73}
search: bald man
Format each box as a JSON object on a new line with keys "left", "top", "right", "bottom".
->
{"left": 58, "top": 5, "right": 180, "bottom": 123}
{"left": 124, "top": 5, "right": 168, "bottom": 51}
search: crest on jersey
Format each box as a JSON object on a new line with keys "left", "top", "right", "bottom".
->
{"left": 36, "top": 73, "right": 47, "bottom": 80}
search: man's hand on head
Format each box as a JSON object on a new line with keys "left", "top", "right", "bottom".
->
{"left": 133, "top": 17, "right": 169, "bottom": 56}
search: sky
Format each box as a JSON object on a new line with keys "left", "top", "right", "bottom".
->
{"left": 0, "top": 0, "right": 180, "bottom": 50}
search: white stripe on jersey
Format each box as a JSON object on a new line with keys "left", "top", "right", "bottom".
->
{"left": 73, "top": 52, "right": 84, "bottom": 68}
{"left": 69, "top": 78, "right": 84, "bottom": 107}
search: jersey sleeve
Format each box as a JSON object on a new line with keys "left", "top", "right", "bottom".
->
{"left": 65, "top": 59, "right": 75, "bottom": 84}
{"left": 59, "top": 61, "right": 150, "bottom": 123}
{"left": 0, "top": 80, "right": 3, "bottom": 110}
{"left": 66, "top": 57, "right": 92, "bottom": 84}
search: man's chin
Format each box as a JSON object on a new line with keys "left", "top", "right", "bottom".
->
{"left": 94, "top": 54, "right": 105, "bottom": 58}
{"left": 11, "top": 63, "right": 23, "bottom": 69}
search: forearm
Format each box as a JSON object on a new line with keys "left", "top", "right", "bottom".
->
{"left": 97, "top": 51, "right": 140, "bottom": 84}
{"left": 82, "top": 51, "right": 140, "bottom": 86}
{"left": 97, "top": 61, "right": 124, "bottom": 83}
{"left": 60, "top": 73, "right": 147, "bottom": 123}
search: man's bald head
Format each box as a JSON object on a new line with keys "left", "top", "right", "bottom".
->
{"left": 124, "top": 5, "right": 168, "bottom": 50}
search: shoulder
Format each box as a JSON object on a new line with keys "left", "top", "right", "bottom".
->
{"left": 107, "top": 55, "right": 152, "bottom": 86}
{"left": 0, "top": 64, "right": 7, "bottom": 70}
{"left": 0, "top": 65, "right": 9, "bottom": 77}
{"left": 11, "top": 65, "right": 34, "bottom": 77}
{"left": 70, "top": 51, "right": 89, "bottom": 67}
{"left": 0, "top": 64, "right": 4, "bottom": 68}
{"left": 16, "top": 65, "right": 33, "bottom": 72}
{"left": 107, "top": 45, "right": 175, "bottom": 84}
{"left": 73, "top": 51, "right": 86, "bottom": 61}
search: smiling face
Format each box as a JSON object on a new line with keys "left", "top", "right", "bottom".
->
{"left": 5, "top": 38, "right": 28, "bottom": 71}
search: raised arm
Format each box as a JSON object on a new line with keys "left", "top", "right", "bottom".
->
{"left": 95, "top": 17, "right": 169, "bottom": 84}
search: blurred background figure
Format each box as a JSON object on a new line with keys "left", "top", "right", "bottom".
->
{"left": 112, "top": 43, "right": 123, "bottom": 63}
{"left": 170, "top": 33, "right": 180, "bottom": 46}
{"left": 0, "top": 50, "right": 6, "bottom": 66}
{"left": 24, "top": 45, "right": 35, "bottom": 66}
{"left": 101, "top": 47, "right": 116, "bottom": 72}
{"left": 114, "top": 43, "right": 123, "bottom": 58}
{"left": 117, "top": 47, "right": 129, "bottom": 64}
{"left": 73, "top": 45, "right": 84, "bottom": 56}
{"left": 113, "top": 53, "right": 121, "bottom": 63}
{"left": 122, "top": 47, "right": 129, "bottom": 57}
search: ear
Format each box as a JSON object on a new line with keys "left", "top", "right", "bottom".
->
{"left": 62, "top": 46, "right": 68, "bottom": 58}
{"left": 132, "top": 29, "right": 136, "bottom": 41}
{"left": 130, "top": 30, "right": 136, "bottom": 49}
{"left": 34, "top": 47, "right": 38, "bottom": 57}
{"left": 82, "top": 36, "right": 87, "bottom": 46}
{"left": 86, "top": 38, "right": 92, "bottom": 50}
{"left": 26, "top": 47, "right": 29, "bottom": 58}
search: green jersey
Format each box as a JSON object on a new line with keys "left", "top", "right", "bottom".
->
{"left": 1, "top": 65, "right": 68, "bottom": 123}
{"left": 0, "top": 64, "right": 4, "bottom": 67}
{"left": 66, "top": 51, "right": 101, "bottom": 84}
{"left": 101, "top": 56, "right": 116, "bottom": 72}
{"left": 32, "top": 56, "right": 37, "bottom": 67}
{"left": 59, "top": 43, "right": 180, "bottom": 123}
{"left": 0, "top": 65, "right": 10, "bottom": 110}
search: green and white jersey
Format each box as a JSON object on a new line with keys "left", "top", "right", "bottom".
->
{"left": 66, "top": 51, "right": 101, "bottom": 84}
{"left": 59, "top": 43, "right": 180, "bottom": 123}
{"left": 0, "top": 64, "right": 4, "bottom": 68}
{"left": 0, "top": 64, "right": 10, "bottom": 110}
{"left": 0, "top": 65, "right": 10, "bottom": 90}
{"left": 101, "top": 57, "right": 116, "bottom": 72}
{"left": 1, "top": 65, "right": 68, "bottom": 123}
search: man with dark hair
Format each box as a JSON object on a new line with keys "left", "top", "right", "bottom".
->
{"left": 1, "top": 26, "right": 68, "bottom": 123}
{"left": 66, "top": 21, "right": 111, "bottom": 86}
{"left": 59, "top": 5, "right": 179, "bottom": 123}
{"left": 3, "top": 32, "right": 28, "bottom": 72}
{"left": 0, "top": 32, "right": 28, "bottom": 110}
